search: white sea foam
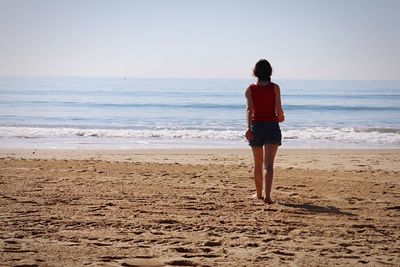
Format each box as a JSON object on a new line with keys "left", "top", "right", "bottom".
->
{"left": 0, "top": 126, "right": 399, "bottom": 149}
{"left": 283, "top": 127, "right": 400, "bottom": 146}
{"left": 0, "top": 126, "right": 241, "bottom": 140}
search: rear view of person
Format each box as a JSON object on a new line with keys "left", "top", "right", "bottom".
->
{"left": 245, "top": 59, "right": 285, "bottom": 204}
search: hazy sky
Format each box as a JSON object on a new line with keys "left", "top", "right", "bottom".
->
{"left": 0, "top": 0, "right": 399, "bottom": 80}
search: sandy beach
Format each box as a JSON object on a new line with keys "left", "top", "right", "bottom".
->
{"left": 0, "top": 148, "right": 399, "bottom": 266}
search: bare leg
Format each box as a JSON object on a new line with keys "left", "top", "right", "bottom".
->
{"left": 263, "top": 144, "right": 279, "bottom": 204}
{"left": 251, "top": 147, "right": 264, "bottom": 199}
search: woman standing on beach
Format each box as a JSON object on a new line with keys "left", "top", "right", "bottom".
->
{"left": 245, "top": 59, "right": 284, "bottom": 204}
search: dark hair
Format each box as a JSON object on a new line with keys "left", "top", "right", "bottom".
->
{"left": 253, "top": 59, "right": 272, "bottom": 82}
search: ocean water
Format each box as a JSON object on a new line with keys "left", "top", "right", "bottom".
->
{"left": 0, "top": 76, "right": 399, "bottom": 149}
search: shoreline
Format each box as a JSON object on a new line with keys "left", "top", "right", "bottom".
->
{"left": 1, "top": 148, "right": 400, "bottom": 171}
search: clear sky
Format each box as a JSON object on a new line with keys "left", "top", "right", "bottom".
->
{"left": 0, "top": 0, "right": 399, "bottom": 80}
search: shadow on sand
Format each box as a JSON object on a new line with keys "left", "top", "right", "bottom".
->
{"left": 280, "top": 202, "right": 357, "bottom": 216}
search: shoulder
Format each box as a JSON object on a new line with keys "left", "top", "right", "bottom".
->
{"left": 245, "top": 84, "right": 256, "bottom": 96}
{"left": 272, "top": 83, "right": 281, "bottom": 94}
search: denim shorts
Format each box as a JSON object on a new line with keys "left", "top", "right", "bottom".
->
{"left": 249, "top": 122, "right": 282, "bottom": 147}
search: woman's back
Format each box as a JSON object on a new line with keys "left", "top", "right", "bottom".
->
{"left": 250, "top": 83, "right": 277, "bottom": 122}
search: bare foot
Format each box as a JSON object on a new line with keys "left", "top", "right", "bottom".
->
{"left": 252, "top": 193, "right": 263, "bottom": 200}
{"left": 264, "top": 196, "right": 275, "bottom": 205}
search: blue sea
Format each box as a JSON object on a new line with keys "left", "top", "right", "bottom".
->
{"left": 0, "top": 76, "right": 399, "bottom": 149}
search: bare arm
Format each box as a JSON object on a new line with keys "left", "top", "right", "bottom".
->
{"left": 274, "top": 84, "right": 285, "bottom": 122}
{"left": 244, "top": 86, "right": 254, "bottom": 140}
{"left": 245, "top": 86, "right": 253, "bottom": 128}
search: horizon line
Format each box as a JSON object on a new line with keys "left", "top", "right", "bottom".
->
{"left": 0, "top": 74, "right": 399, "bottom": 82}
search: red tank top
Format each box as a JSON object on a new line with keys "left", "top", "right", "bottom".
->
{"left": 250, "top": 83, "right": 278, "bottom": 122}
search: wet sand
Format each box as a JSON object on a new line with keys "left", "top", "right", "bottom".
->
{"left": 0, "top": 149, "right": 399, "bottom": 266}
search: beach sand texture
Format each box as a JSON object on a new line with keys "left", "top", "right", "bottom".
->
{"left": 0, "top": 149, "right": 399, "bottom": 266}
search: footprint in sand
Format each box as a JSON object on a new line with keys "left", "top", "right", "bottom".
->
{"left": 12, "top": 259, "right": 39, "bottom": 267}
{"left": 345, "top": 197, "right": 364, "bottom": 204}
{"left": 386, "top": 205, "right": 400, "bottom": 210}
{"left": 165, "top": 259, "right": 198, "bottom": 266}
{"left": 173, "top": 247, "right": 194, "bottom": 253}
{"left": 156, "top": 219, "right": 180, "bottom": 225}
{"left": 121, "top": 258, "right": 163, "bottom": 267}
{"left": 351, "top": 224, "right": 376, "bottom": 229}
{"left": 244, "top": 242, "right": 259, "bottom": 248}
{"left": 90, "top": 241, "right": 113, "bottom": 247}
{"left": 203, "top": 240, "right": 222, "bottom": 247}
{"left": 100, "top": 255, "right": 128, "bottom": 262}
{"left": 272, "top": 250, "right": 296, "bottom": 257}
